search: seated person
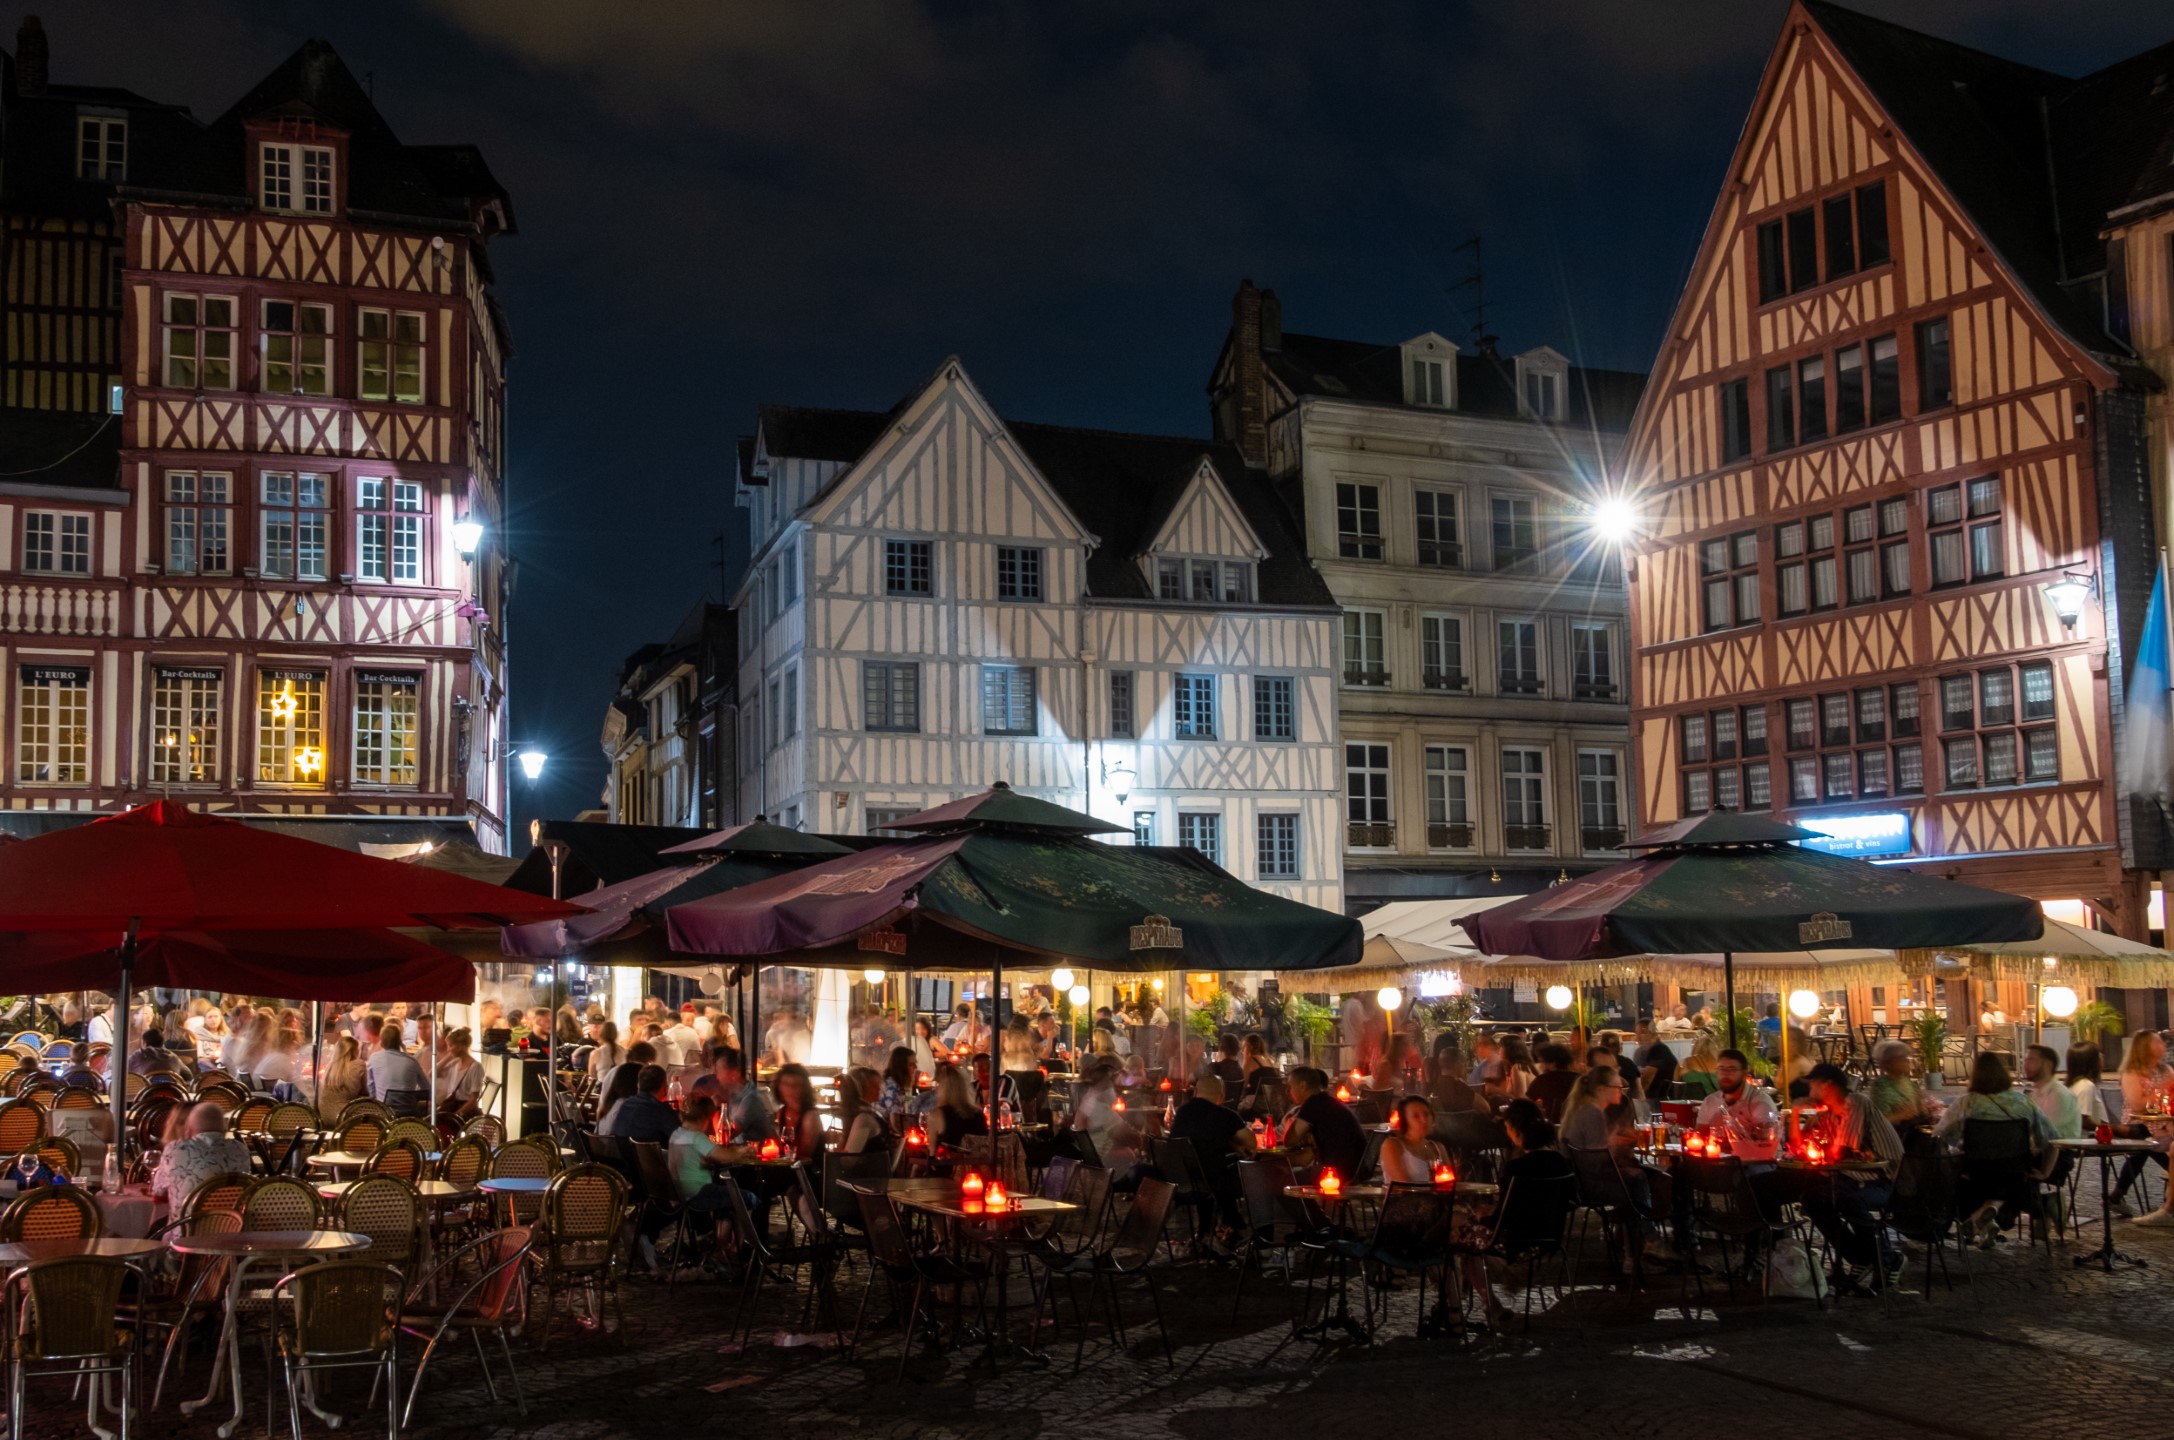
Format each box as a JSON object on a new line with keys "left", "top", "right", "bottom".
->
{"left": 1692, "top": 1049, "right": 1780, "bottom": 1162}
{"left": 1935, "top": 1050, "right": 2057, "bottom": 1243}
{"left": 150, "top": 1102, "right": 253, "bottom": 1204}
{"left": 667, "top": 1093, "right": 764, "bottom": 1254}
{"left": 598, "top": 1064, "right": 679, "bottom": 1146}
{"left": 1561, "top": 1066, "right": 1682, "bottom": 1264}
{"left": 1524, "top": 1044, "right": 1579, "bottom": 1122}
{"left": 1457, "top": 1099, "right": 1574, "bottom": 1328}
{"left": 926, "top": 1064, "right": 990, "bottom": 1151}
{"left": 1283, "top": 1067, "right": 1365, "bottom": 1180}
{"left": 1378, "top": 1095, "right": 1449, "bottom": 1184}
{"left": 1169, "top": 1074, "right": 1256, "bottom": 1232}
{"left": 1799, "top": 1064, "right": 1904, "bottom": 1288}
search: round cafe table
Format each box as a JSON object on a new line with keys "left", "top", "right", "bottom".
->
{"left": 308, "top": 1150, "right": 441, "bottom": 1176}
{"left": 2052, "top": 1135, "right": 2159, "bottom": 1272}
{"left": 316, "top": 1178, "right": 476, "bottom": 1203}
{"left": 478, "top": 1174, "right": 553, "bottom": 1226}
{"left": 171, "top": 1230, "right": 372, "bottom": 1439}
{"left": 0, "top": 1235, "right": 165, "bottom": 1267}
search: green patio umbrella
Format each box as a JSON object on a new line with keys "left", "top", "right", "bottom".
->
{"left": 1462, "top": 809, "right": 2043, "bottom": 1048}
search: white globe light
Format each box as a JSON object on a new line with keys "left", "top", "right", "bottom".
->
{"left": 1545, "top": 984, "right": 1574, "bottom": 1011}
{"left": 517, "top": 750, "right": 547, "bottom": 782}
{"left": 1067, "top": 985, "right": 1090, "bottom": 1007}
{"left": 2043, "top": 985, "right": 2079, "bottom": 1019}
{"left": 1376, "top": 986, "right": 1404, "bottom": 1012}
{"left": 1051, "top": 968, "right": 1075, "bottom": 990}
{"left": 451, "top": 518, "right": 485, "bottom": 557}
{"left": 862, "top": 968, "right": 885, "bottom": 986}
{"left": 1788, "top": 988, "right": 1822, "bottom": 1019}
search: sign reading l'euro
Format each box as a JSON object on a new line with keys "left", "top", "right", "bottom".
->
{"left": 1795, "top": 810, "right": 1912, "bottom": 859}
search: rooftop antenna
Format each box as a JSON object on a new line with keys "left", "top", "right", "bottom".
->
{"left": 711, "top": 532, "right": 730, "bottom": 603}
{"left": 1449, "top": 234, "right": 1495, "bottom": 353}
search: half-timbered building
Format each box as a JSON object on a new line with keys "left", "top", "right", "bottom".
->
{"left": 734, "top": 359, "right": 1344, "bottom": 909}
{"left": 599, "top": 602, "right": 736, "bottom": 830}
{"left": 1208, "top": 283, "right": 1645, "bottom": 909}
{"left": 0, "top": 22, "right": 517, "bottom": 846}
{"left": 1622, "top": 1, "right": 2174, "bottom": 938}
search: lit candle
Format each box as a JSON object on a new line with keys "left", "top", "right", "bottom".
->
{"left": 1319, "top": 1168, "right": 1343, "bottom": 1197}
{"left": 985, "top": 1182, "right": 1008, "bottom": 1212}
{"left": 758, "top": 1137, "right": 781, "bottom": 1161}
{"left": 1335, "top": 1084, "right": 1353, "bottom": 1103}
{"left": 1114, "top": 1096, "right": 1127, "bottom": 1113}
{"left": 1158, "top": 1077, "right": 1173, "bottom": 1093}
{"left": 906, "top": 1126, "right": 928, "bottom": 1149}
{"left": 962, "top": 1172, "right": 985, "bottom": 1200}
{"left": 1432, "top": 1161, "right": 1455, "bottom": 1188}
{"left": 1806, "top": 1141, "right": 1825, "bottom": 1165}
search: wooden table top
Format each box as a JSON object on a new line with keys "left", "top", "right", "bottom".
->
{"left": 316, "top": 1179, "right": 476, "bottom": 1201}
{"left": 0, "top": 1236, "right": 166, "bottom": 1266}
{"left": 1284, "top": 1182, "right": 1499, "bottom": 1202}
{"left": 168, "top": 1230, "right": 371, "bottom": 1257}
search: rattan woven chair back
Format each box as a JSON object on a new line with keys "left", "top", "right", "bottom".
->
{"left": 196, "top": 1069, "right": 234, "bottom": 1088}
{"left": 489, "top": 1138, "right": 554, "bottom": 1180}
{"left": 183, "top": 1172, "right": 254, "bottom": 1219}
{"left": 197, "top": 1081, "right": 248, "bottom": 1110}
{"left": 12, "top": 1254, "right": 128, "bottom": 1359}
{"left": 336, "top": 1098, "right": 392, "bottom": 1127}
{"left": 280, "top": 1260, "right": 402, "bottom": 1356}
{"left": 264, "top": 1103, "right": 316, "bottom": 1137}
{"left": 337, "top": 1116, "right": 386, "bottom": 1154}
{"left": 339, "top": 1174, "right": 420, "bottom": 1268}
{"left": 544, "top": 1163, "right": 627, "bottom": 1275}
{"left": 504, "top": 1133, "right": 563, "bottom": 1174}
{"left": 364, "top": 1139, "right": 427, "bottom": 1183}
{"left": 52, "top": 1085, "right": 100, "bottom": 1111}
{"left": 234, "top": 1098, "right": 276, "bottom": 1133}
{"left": 0, "top": 1183, "right": 102, "bottom": 1242}
{"left": 461, "top": 1113, "right": 505, "bottom": 1147}
{"left": 386, "top": 1118, "right": 437, "bottom": 1150}
{"left": 19, "top": 1085, "right": 55, "bottom": 1111}
{"left": 437, "top": 1134, "right": 490, "bottom": 1187}
{"left": 22, "top": 1136, "right": 80, "bottom": 1176}
{"left": 0, "top": 1097, "right": 47, "bottom": 1150}
{"left": 240, "top": 1176, "right": 320, "bottom": 1232}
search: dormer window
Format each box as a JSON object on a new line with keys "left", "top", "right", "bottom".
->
{"left": 1399, "top": 334, "right": 1458, "bottom": 409}
{"left": 1154, "top": 556, "right": 1254, "bottom": 603}
{"left": 261, "top": 143, "right": 335, "bottom": 215}
{"left": 76, "top": 114, "right": 125, "bottom": 180}
{"left": 1514, "top": 347, "right": 1570, "bottom": 424}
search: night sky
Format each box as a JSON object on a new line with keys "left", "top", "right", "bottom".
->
{"left": 61, "top": 1, "right": 2174, "bottom": 839}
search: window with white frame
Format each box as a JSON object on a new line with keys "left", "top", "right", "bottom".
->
{"left": 1501, "top": 747, "right": 1549, "bottom": 849}
{"left": 1132, "top": 811, "right": 1155, "bottom": 847}
{"left": 1524, "top": 369, "right": 1562, "bottom": 421}
{"left": 1156, "top": 556, "right": 1252, "bottom": 602}
{"left": 1572, "top": 622, "right": 1615, "bottom": 699}
{"left": 356, "top": 477, "right": 425, "bottom": 584}
{"left": 1421, "top": 614, "right": 1466, "bottom": 691}
{"left": 150, "top": 666, "right": 221, "bottom": 785}
{"left": 863, "top": 661, "right": 919, "bottom": 732}
{"left": 23, "top": 512, "right": 90, "bottom": 575}
{"left": 1253, "top": 675, "right": 1295, "bottom": 741}
{"left": 1424, "top": 744, "right": 1471, "bottom": 847}
{"left": 1497, "top": 620, "right": 1541, "bottom": 694}
{"left": 77, "top": 115, "right": 126, "bottom": 180}
{"left": 1408, "top": 355, "right": 1447, "bottom": 407}
{"left": 259, "top": 473, "right": 329, "bottom": 580}
{"left": 353, "top": 672, "right": 419, "bottom": 787}
{"left": 996, "top": 546, "right": 1044, "bottom": 601}
{"left": 1177, "top": 812, "right": 1221, "bottom": 865}
{"left": 163, "top": 472, "right": 231, "bottom": 576}
{"left": 1336, "top": 482, "right": 1383, "bottom": 560}
{"left": 358, "top": 309, "right": 425, "bottom": 403}
{"left": 1108, "top": 670, "right": 1135, "bottom": 738}
{"left": 1415, "top": 488, "right": 1462, "bottom": 567}
{"left": 1346, "top": 742, "right": 1392, "bottom": 846}
{"left": 1257, "top": 813, "right": 1299, "bottom": 880}
{"left": 982, "top": 665, "right": 1037, "bottom": 736}
{"left": 1578, "top": 750, "right": 1624, "bottom": 851}
{"left": 865, "top": 807, "right": 917, "bottom": 835}
{"left": 16, "top": 665, "right": 88, "bottom": 783}
{"left": 256, "top": 669, "right": 326, "bottom": 785}
{"left": 1173, "top": 673, "right": 1216, "bottom": 739}
{"left": 1342, "top": 609, "right": 1387, "bottom": 687}
{"left": 261, "top": 300, "right": 332, "bottom": 396}
{"left": 261, "top": 143, "right": 334, "bottom": 214}
{"left": 1491, "top": 496, "right": 1539, "bottom": 570}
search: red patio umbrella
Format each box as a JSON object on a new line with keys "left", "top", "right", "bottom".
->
{"left": 0, "top": 801, "right": 576, "bottom": 1175}
{"left": 0, "top": 928, "right": 475, "bottom": 1003}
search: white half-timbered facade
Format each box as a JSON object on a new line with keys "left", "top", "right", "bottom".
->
{"left": 734, "top": 360, "right": 1344, "bottom": 909}
{"left": 0, "top": 25, "right": 516, "bottom": 847}
{"left": 1209, "top": 283, "right": 1646, "bottom": 908}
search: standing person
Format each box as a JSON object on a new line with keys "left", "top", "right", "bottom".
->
{"left": 1799, "top": 1064, "right": 1904, "bottom": 1290}
{"left": 925, "top": 1064, "right": 988, "bottom": 1151}
{"left": 763, "top": 1007, "right": 812, "bottom": 1067}
{"left": 2112, "top": 1030, "right": 2174, "bottom": 1219}
{"left": 664, "top": 1006, "right": 702, "bottom": 1066}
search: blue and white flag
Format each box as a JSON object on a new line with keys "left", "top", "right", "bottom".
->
{"left": 2120, "top": 560, "right": 2171, "bottom": 805}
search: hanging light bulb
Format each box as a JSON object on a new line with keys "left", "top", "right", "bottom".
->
{"left": 1051, "top": 968, "right": 1075, "bottom": 990}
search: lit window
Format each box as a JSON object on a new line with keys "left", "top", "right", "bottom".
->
{"left": 16, "top": 665, "right": 89, "bottom": 783}
{"left": 261, "top": 144, "right": 334, "bottom": 214}
{"left": 359, "top": 309, "right": 425, "bottom": 403}
{"left": 257, "top": 670, "right": 326, "bottom": 786}
{"left": 150, "top": 666, "right": 221, "bottom": 785}
{"left": 261, "top": 300, "right": 332, "bottom": 396}
{"left": 162, "top": 294, "right": 236, "bottom": 390}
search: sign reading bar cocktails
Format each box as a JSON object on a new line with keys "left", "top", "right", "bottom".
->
{"left": 1795, "top": 811, "right": 1911, "bottom": 859}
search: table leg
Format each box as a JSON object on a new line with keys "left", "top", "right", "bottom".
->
{"left": 2075, "top": 1152, "right": 2149, "bottom": 1273}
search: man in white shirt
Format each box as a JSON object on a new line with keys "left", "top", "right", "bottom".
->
{"left": 87, "top": 1008, "right": 114, "bottom": 1047}
{"left": 1693, "top": 1048, "right": 1781, "bottom": 1162}
{"left": 2023, "top": 1044, "right": 2082, "bottom": 1139}
{"left": 941, "top": 1003, "right": 974, "bottom": 1048}
{"left": 663, "top": 1008, "right": 701, "bottom": 1066}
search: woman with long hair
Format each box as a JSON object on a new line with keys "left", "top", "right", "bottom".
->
{"left": 770, "top": 1063, "right": 827, "bottom": 1160}
{"left": 836, "top": 1066, "right": 886, "bottom": 1154}
{"left": 1378, "top": 1095, "right": 1448, "bottom": 1183}
{"left": 437, "top": 1027, "right": 484, "bottom": 1118}
{"left": 925, "top": 1063, "right": 987, "bottom": 1151}
{"left": 2110, "top": 1030, "right": 2174, "bottom": 1214}
{"left": 317, "top": 1034, "right": 367, "bottom": 1114}
{"left": 587, "top": 1021, "right": 625, "bottom": 1083}
{"left": 1938, "top": 1050, "right": 2056, "bottom": 1242}
{"left": 1486, "top": 1034, "right": 1535, "bottom": 1107}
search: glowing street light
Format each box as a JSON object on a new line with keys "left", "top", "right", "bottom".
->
{"left": 862, "top": 968, "right": 885, "bottom": 986}
{"left": 517, "top": 750, "right": 547, "bottom": 782}
{"left": 452, "top": 518, "right": 485, "bottom": 559}
{"left": 1376, "top": 986, "right": 1403, "bottom": 1013}
{"left": 1051, "top": 968, "right": 1075, "bottom": 990}
{"left": 1067, "top": 984, "right": 1090, "bottom": 1007}
{"left": 1589, "top": 495, "right": 1639, "bottom": 544}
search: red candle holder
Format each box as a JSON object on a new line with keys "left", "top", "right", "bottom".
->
{"left": 1113, "top": 1096, "right": 1127, "bottom": 1113}
{"left": 961, "top": 1172, "right": 985, "bottom": 1201}
{"left": 985, "top": 1181, "right": 1009, "bottom": 1212}
{"left": 1334, "top": 1084, "right": 1353, "bottom": 1103}
{"left": 905, "top": 1126, "right": 928, "bottom": 1149}
{"left": 757, "top": 1137, "right": 781, "bottom": 1161}
{"left": 1318, "top": 1168, "right": 1343, "bottom": 1197}
{"left": 1431, "top": 1162, "right": 1455, "bottom": 1189}
{"left": 1158, "top": 1077, "right": 1173, "bottom": 1093}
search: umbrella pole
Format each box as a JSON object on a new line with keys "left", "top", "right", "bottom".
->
{"left": 1724, "top": 952, "right": 1738, "bottom": 1050}
{"left": 429, "top": 1000, "right": 440, "bottom": 1130}
{"left": 752, "top": 965, "right": 762, "bottom": 1064}
{"left": 988, "top": 944, "right": 1003, "bottom": 1133}
{"left": 311, "top": 1001, "right": 323, "bottom": 1112}
{"left": 108, "top": 920, "right": 137, "bottom": 1190}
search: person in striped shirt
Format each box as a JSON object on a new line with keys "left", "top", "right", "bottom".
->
{"left": 1801, "top": 1063, "right": 1905, "bottom": 1289}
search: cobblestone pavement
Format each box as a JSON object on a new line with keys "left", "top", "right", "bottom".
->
{"left": 24, "top": 1169, "right": 2174, "bottom": 1440}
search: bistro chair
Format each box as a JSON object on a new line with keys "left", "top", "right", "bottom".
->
{"left": 485, "top": 1140, "right": 555, "bottom": 1229}
{"left": 1678, "top": 1155, "right": 1814, "bottom": 1305}
{"left": 396, "top": 1227, "right": 533, "bottom": 1427}
{"left": 197, "top": 1069, "right": 236, "bottom": 1088}
{"left": 1884, "top": 1150, "right": 1965, "bottom": 1299}
{"left": 53, "top": 1085, "right": 101, "bottom": 1112}
{"left": 18, "top": 1136, "right": 80, "bottom": 1177}
{"left": 846, "top": 1187, "right": 982, "bottom": 1384}
{"left": 180, "top": 1172, "right": 255, "bottom": 1222}
{"left": 1334, "top": 1182, "right": 1459, "bottom": 1342}
{"left": 1031, "top": 1175, "right": 1176, "bottom": 1371}
{"left": 720, "top": 1176, "right": 843, "bottom": 1347}
{"left": 1456, "top": 1171, "right": 1580, "bottom": 1328}
{"left": 384, "top": 1119, "right": 437, "bottom": 1153}
{"left": 4, "top": 1255, "right": 135, "bottom": 1440}
{"left": 198, "top": 1081, "right": 249, "bottom": 1111}
{"left": 272, "top": 1261, "right": 405, "bottom": 1440}
{"left": 1229, "top": 1154, "right": 1310, "bottom": 1322}
{"left": 1566, "top": 1145, "right": 1659, "bottom": 1288}
{"left": 1434, "top": 1111, "right": 1509, "bottom": 1183}
{"left": 501, "top": 1132, "right": 564, "bottom": 1174}
{"left": 0, "top": 1098, "right": 46, "bottom": 1152}
{"left": 1959, "top": 1117, "right": 2053, "bottom": 1260}
{"left": 629, "top": 1142, "right": 696, "bottom": 1286}
{"left": 363, "top": 1139, "right": 428, "bottom": 1184}
{"left": 261, "top": 1103, "right": 319, "bottom": 1176}
{"left": 436, "top": 1134, "right": 491, "bottom": 1187}
{"left": 460, "top": 1113, "right": 505, "bottom": 1147}
{"left": 821, "top": 1148, "right": 891, "bottom": 1233}
{"left": 336, "top": 1116, "right": 387, "bottom": 1156}
{"left": 1147, "top": 1136, "right": 1218, "bottom": 1257}
{"left": 0, "top": 1183, "right": 102, "bottom": 1242}
{"left": 139, "top": 1209, "right": 244, "bottom": 1407}
{"left": 532, "top": 1164, "right": 629, "bottom": 1350}
{"left": 235, "top": 1097, "right": 277, "bottom": 1134}
{"left": 335, "top": 1099, "right": 392, "bottom": 1129}
{"left": 336, "top": 1175, "right": 421, "bottom": 1272}
{"left": 381, "top": 1087, "right": 430, "bottom": 1120}
{"left": 37, "top": 1040, "right": 70, "bottom": 1062}
{"left": 59, "top": 1070, "right": 103, "bottom": 1094}
{"left": 241, "top": 1176, "right": 321, "bottom": 1232}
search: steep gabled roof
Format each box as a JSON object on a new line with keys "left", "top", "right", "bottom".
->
{"left": 755, "top": 386, "right": 1335, "bottom": 610}
{"left": 1264, "top": 331, "right": 1645, "bottom": 430}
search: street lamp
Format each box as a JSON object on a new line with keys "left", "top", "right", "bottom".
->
{"left": 1052, "top": 968, "right": 1075, "bottom": 991}
{"left": 452, "top": 518, "right": 485, "bottom": 559}
{"left": 517, "top": 750, "right": 547, "bottom": 782}
{"left": 862, "top": 968, "right": 885, "bottom": 986}
{"left": 2043, "top": 571, "right": 2096, "bottom": 632}
{"left": 1589, "top": 495, "right": 1638, "bottom": 544}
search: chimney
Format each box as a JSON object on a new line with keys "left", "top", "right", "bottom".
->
{"left": 14, "top": 16, "right": 47, "bottom": 96}
{"left": 1229, "top": 279, "right": 1268, "bottom": 466}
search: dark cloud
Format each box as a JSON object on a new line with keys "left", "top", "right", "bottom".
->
{"left": 45, "top": 0, "right": 2174, "bottom": 831}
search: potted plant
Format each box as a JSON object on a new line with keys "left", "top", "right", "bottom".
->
{"left": 2069, "top": 999, "right": 2125, "bottom": 1052}
{"left": 1905, "top": 1009, "right": 1947, "bottom": 1087}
